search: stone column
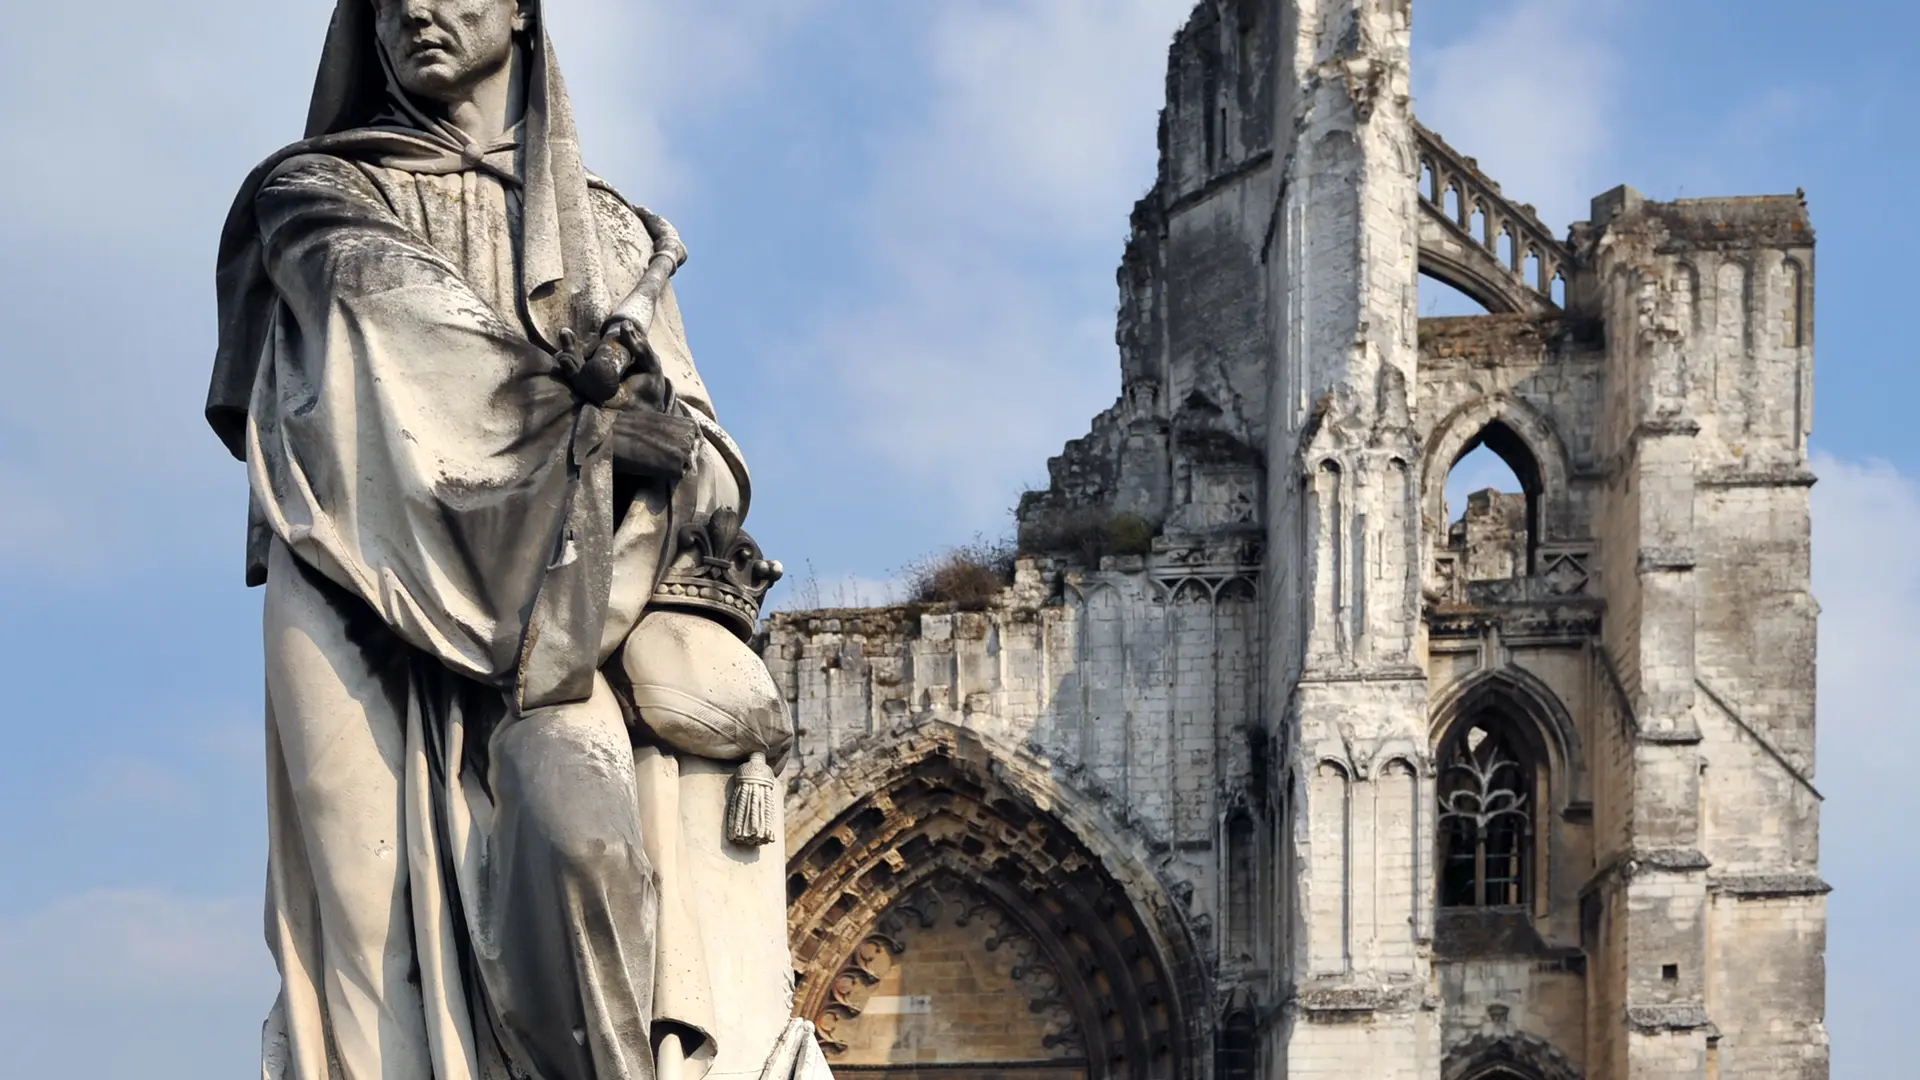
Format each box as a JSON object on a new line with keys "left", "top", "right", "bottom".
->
{"left": 1262, "top": 1, "right": 1438, "bottom": 1078}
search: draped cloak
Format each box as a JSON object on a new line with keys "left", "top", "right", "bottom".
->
{"left": 208, "top": 5, "right": 735, "bottom": 1078}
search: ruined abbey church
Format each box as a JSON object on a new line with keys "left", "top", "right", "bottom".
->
{"left": 763, "top": 2, "right": 1828, "bottom": 1078}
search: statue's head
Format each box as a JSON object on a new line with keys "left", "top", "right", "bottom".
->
{"left": 371, "top": 0, "right": 532, "bottom": 106}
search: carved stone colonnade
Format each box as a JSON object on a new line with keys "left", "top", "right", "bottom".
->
{"left": 784, "top": 725, "right": 1209, "bottom": 1080}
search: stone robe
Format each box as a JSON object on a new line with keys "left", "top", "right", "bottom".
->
{"left": 241, "top": 148, "right": 717, "bottom": 1080}
{"left": 207, "top": 6, "right": 738, "bottom": 1077}
{"left": 210, "top": 7, "right": 834, "bottom": 1080}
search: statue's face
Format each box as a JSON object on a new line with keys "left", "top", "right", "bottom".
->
{"left": 373, "top": 0, "right": 527, "bottom": 104}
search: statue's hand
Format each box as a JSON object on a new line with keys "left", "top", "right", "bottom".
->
{"left": 609, "top": 408, "right": 699, "bottom": 482}
{"left": 555, "top": 321, "right": 659, "bottom": 406}
{"left": 600, "top": 369, "right": 671, "bottom": 414}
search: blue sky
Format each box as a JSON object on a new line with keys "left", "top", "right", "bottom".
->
{"left": 0, "top": 2, "right": 1909, "bottom": 1076}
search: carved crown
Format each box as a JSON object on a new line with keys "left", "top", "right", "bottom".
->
{"left": 654, "top": 508, "right": 784, "bottom": 639}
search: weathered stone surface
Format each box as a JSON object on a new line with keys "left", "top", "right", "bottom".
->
{"left": 771, "top": 3, "right": 1827, "bottom": 1079}
{"left": 217, "top": 4, "right": 813, "bottom": 1079}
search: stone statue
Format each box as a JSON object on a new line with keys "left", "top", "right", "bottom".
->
{"left": 205, "top": 3, "right": 830, "bottom": 1079}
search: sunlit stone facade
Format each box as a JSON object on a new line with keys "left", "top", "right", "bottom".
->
{"left": 767, "top": 3, "right": 1827, "bottom": 1078}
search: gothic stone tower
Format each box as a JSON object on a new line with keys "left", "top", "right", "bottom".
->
{"left": 763, "top": 3, "right": 1828, "bottom": 1079}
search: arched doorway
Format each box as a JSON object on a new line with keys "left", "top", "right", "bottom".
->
{"left": 1440, "top": 1032, "right": 1583, "bottom": 1080}
{"left": 787, "top": 733, "right": 1198, "bottom": 1080}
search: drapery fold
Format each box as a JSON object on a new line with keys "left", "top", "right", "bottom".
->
{"left": 223, "top": 5, "right": 736, "bottom": 1078}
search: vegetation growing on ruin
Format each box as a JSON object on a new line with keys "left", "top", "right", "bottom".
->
{"left": 901, "top": 536, "right": 1017, "bottom": 611}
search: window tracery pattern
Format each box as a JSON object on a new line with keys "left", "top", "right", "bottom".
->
{"left": 1438, "top": 723, "right": 1532, "bottom": 908}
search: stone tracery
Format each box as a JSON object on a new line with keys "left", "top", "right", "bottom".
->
{"left": 1416, "top": 122, "right": 1572, "bottom": 315}
{"left": 786, "top": 731, "right": 1200, "bottom": 1080}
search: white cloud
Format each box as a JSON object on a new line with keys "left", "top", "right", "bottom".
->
{"left": 1809, "top": 453, "right": 1920, "bottom": 1071}
{"left": 547, "top": 0, "right": 821, "bottom": 205}
{"left": 0, "top": 0, "right": 809, "bottom": 576}
{"left": 1415, "top": 0, "right": 1624, "bottom": 231}
{"left": 0, "top": 2, "right": 328, "bottom": 242}
{"left": 899, "top": 0, "right": 1195, "bottom": 246}
{"left": 0, "top": 1, "right": 801, "bottom": 232}
{"left": 780, "top": 0, "right": 1192, "bottom": 533}
{"left": 1814, "top": 454, "right": 1920, "bottom": 730}
{"left": 0, "top": 889, "right": 274, "bottom": 1077}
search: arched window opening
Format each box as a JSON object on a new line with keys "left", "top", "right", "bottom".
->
{"left": 1717, "top": 260, "right": 1751, "bottom": 352}
{"left": 1550, "top": 272, "right": 1567, "bottom": 309}
{"left": 1445, "top": 184, "right": 1463, "bottom": 223}
{"left": 1783, "top": 259, "right": 1807, "bottom": 348}
{"left": 1498, "top": 228, "right": 1517, "bottom": 270}
{"left": 1420, "top": 270, "right": 1494, "bottom": 317}
{"left": 1469, "top": 202, "right": 1489, "bottom": 247}
{"left": 1523, "top": 248, "right": 1544, "bottom": 291}
{"left": 1420, "top": 160, "right": 1438, "bottom": 203}
{"left": 1225, "top": 812, "right": 1257, "bottom": 961}
{"left": 1674, "top": 263, "right": 1700, "bottom": 334}
{"left": 1444, "top": 421, "right": 1543, "bottom": 580}
{"left": 1215, "top": 1010, "right": 1257, "bottom": 1080}
{"left": 1438, "top": 719, "right": 1535, "bottom": 908}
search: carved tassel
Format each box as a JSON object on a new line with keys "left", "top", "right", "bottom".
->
{"left": 726, "top": 752, "right": 778, "bottom": 847}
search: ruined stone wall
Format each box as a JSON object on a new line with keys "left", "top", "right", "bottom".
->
{"left": 768, "top": 545, "right": 1264, "bottom": 1079}
{"left": 1580, "top": 191, "right": 1827, "bottom": 1080}
{"left": 771, "top": 4, "right": 1826, "bottom": 1079}
{"left": 767, "top": 556, "right": 1261, "bottom": 864}
{"left": 1020, "top": 0, "right": 1278, "bottom": 546}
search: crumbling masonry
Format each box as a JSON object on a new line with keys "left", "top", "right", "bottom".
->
{"left": 765, "top": 3, "right": 1827, "bottom": 1079}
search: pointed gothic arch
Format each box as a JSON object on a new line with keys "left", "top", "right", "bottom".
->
{"left": 1422, "top": 395, "right": 1574, "bottom": 560}
{"left": 1429, "top": 667, "right": 1580, "bottom": 914}
{"left": 1441, "top": 1032, "right": 1583, "bottom": 1080}
{"left": 1429, "top": 667, "right": 1584, "bottom": 794}
{"left": 786, "top": 723, "right": 1206, "bottom": 1080}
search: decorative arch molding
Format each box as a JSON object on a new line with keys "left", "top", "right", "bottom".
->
{"left": 1368, "top": 741, "right": 1431, "bottom": 781}
{"left": 1430, "top": 665, "right": 1585, "bottom": 802}
{"left": 1305, "top": 748, "right": 1354, "bottom": 782}
{"left": 1421, "top": 394, "right": 1574, "bottom": 542}
{"left": 786, "top": 721, "right": 1207, "bottom": 1079}
{"left": 1442, "top": 1032, "right": 1583, "bottom": 1080}
{"left": 1416, "top": 121, "right": 1570, "bottom": 317}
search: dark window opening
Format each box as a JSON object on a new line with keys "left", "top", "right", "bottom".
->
{"left": 1225, "top": 813, "right": 1257, "bottom": 961}
{"left": 1439, "top": 721, "right": 1534, "bottom": 908}
{"left": 1215, "top": 1010, "right": 1257, "bottom": 1080}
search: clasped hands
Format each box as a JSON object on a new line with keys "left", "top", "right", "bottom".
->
{"left": 554, "top": 319, "right": 699, "bottom": 483}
